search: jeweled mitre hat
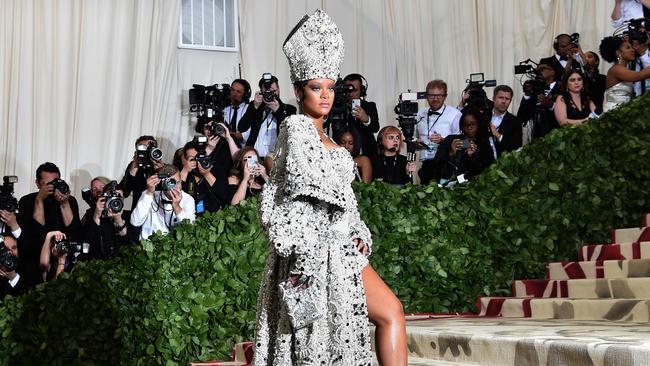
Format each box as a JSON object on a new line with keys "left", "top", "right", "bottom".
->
{"left": 282, "top": 9, "right": 344, "bottom": 83}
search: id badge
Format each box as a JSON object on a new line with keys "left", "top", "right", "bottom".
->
{"left": 196, "top": 200, "right": 205, "bottom": 214}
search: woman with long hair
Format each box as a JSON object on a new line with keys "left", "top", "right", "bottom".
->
{"left": 599, "top": 35, "right": 650, "bottom": 112}
{"left": 253, "top": 9, "right": 407, "bottom": 366}
{"left": 554, "top": 70, "right": 596, "bottom": 126}
{"left": 227, "top": 147, "right": 267, "bottom": 205}
{"left": 334, "top": 126, "right": 373, "bottom": 183}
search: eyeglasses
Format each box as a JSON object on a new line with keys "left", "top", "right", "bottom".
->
{"left": 427, "top": 93, "right": 447, "bottom": 99}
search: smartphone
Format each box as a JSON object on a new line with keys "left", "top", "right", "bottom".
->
{"left": 460, "top": 139, "right": 471, "bottom": 150}
{"left": 247, "top": 157, "right": 258, "bottom": 168}
{"left": 351, "top": 98, "right": 361, "bottom": 110}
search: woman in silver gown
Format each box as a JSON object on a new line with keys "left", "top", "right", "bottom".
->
{"left": 599, "top": 36, "right": 650, "bottom": 112}
{"left": 252, "top": 9, "right": 407, "bottom": 366}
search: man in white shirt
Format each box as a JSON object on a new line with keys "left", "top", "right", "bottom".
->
{"left": 612, "top": 0, "right": 650, "bottom": 28}
{"left": 631, "top": 33, "right": 650, "bottom": 95}
{"left": 130, "top": 164, "right": 195, "bottom": 240}
{"left": 223, "top": 79, "right": 251, "bottom": 147}
{"left": 416, "top": 79, "right": 462, "bottom": 185}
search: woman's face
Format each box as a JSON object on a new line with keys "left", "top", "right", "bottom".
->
{"left": 618, "top": 41, "right": 637, "bottom": 62}
{"left": 462, "top": 115, "right": 478, "bottom": 139}
{"left": 297, "top": 78, "right": 335, "bottom": 119}
{"left": 339, "top": 132, "right": 354, "bottom": 153}
{"left": 585, "top": 52, "right": 599, "bottom": 67}
{"left": 566, "top": 72, "right": 583, "bottom": 93}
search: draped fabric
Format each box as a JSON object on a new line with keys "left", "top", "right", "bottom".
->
{"left": 1, "top": 0, "right": 612, "bottom": 199}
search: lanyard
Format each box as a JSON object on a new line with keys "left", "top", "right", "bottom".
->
{"left": 426, "top": 105, "right": 446, "bottom": 136}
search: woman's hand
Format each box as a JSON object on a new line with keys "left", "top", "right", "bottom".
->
{"left": 467, "top": 141, "right": 477, "bottom": 156}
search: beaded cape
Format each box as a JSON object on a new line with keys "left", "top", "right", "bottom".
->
{"left": 252, "top": 115, "right": 373, "bottom": 365}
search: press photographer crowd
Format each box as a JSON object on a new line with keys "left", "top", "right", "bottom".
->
{"left": 1, "top": 9, "right": 649, "bottom": 300}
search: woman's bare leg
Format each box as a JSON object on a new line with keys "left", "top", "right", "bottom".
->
{"left": 362, "top": 265, "right": 407, "bottom": 365}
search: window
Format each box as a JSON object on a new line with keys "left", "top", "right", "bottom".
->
{"left": 179, "top": 0, "right": 238, "bottom": 51}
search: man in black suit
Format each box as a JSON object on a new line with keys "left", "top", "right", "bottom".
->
{"left": 539, "top": 34, "right": 581, "bottom": 82}
{"left": 238, "top": 74, "right": 297, "bottom": 161}
{"left": 488, "top": 85, "right": 522, "bottom": 158}
{"left": 343, "top": 73, "right": 380, "bottom": 157}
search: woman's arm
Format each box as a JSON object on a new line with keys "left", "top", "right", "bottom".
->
{"left": 554, "top": 95, "right": 588, "bottom": 126}
{"left": 230, "top": 175, "right": 249, "bottom": 206}
{"left": 355, "top": 156, "right": 373, "bottom": 183}
{"left": 610, "top": 64, "right": 650, "bottom": 83}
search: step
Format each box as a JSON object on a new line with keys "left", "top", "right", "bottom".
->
{"left": 372, "top": 355, "right": 479, "bottom": 366}
{"left": 644, "top": 214, "right": 650, "bottom": 227}
{"left": 400, "top": 317, "right": 650, "bottom": 365}
{"left": 479, "top": 297, "right": 650, "bottom": 321}
{"left": 612, "top": 226, "right": 650, "bottom": 243}
{"left": 579, "top": 241, "right": 650, "bottom": 261}
{"left": 512, "top": 277, "right": 650, "bottom": 298}
{"left": 546, "top": 258, "right": 650, "bottom": 279}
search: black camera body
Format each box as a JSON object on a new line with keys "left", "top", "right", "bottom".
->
{"left": 49, "top": 178, "right": 70, "bottom": 195}
{"left": 189, "top": 83, "right": 231, "bottom": 111}
{"left": 207, "top": 123, "right": 227, "bottom": 138}
{"left": 0, "top": 237, "right": 19, "bottom": 272}
{"left": 136, "top": 141, "right": 163, "bottom": 176}
{"left": 262, "top": 90, "right": 275, "bottom": 103}
{"left": 155, "top": 173, "right": 177, "bottom": 191}
{"left": 514, "top": 61, "right": 547, "bottom": 100}
{"left": 0, "top": 176, "right": 18, "bottom": 213}
{"left": 193, "top": 136, "right": 213, "bottom": 170}
{"left": 569, "top": 32, "right": 580, "bottom": 45}
{"left": 463, "top": 73, "right": 497, "bottom": 112}
{"left": 260, "top": 73, "right": 276, "bottom": 103}
{"left": 326, "top": 78, "right": 355, "bottom": 137}
{"left": 102, "top": 180, "right": 124, "bottom": 215}
{"left": 54, "top": 239, "right": 89, "bottom": 256}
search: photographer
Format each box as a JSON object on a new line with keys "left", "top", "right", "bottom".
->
{"left": 130, "top": 164, "right": 195, "bottom": 240}
{"left": 18, "top": 162, "right": 81, "bottom": 289}
{"left": 430, "top": 109, "right": 494, "bottom": 184}
{"left": 226, "top": 147, "right": 268, "bottom": 206}
{"left": 39, "top": 230, "right": 72, "bottom": 281}
{"left": 584, "top": 51, "right": 607, "bottom": 110}
{"left": 540, "top": 34, "right": 582, "bottom": 82}
{"left": 0, "top": 176, "right": 21, "bottom": 238}
{"left": 0, "top": 209, "right": 21, "bottom": 238}
{"left": 196, "top": 114, "right": 240, "bottom": 180}
{"left": 119, "top": 135, "right": 165, "bottom": 211}
{"left": 343, "top": 73, "right": 380, "bottom": 157}
{"left": 371, "top": 126, "right": 416, "bottom": 186}
{"left": 612, "top": 0, "right": 650, "bottom": 28}
{"left": 81, "top": 177, "right": 133, "bottom": 260}
{"left": 223, "top": 79, "right": 252, "bottom": 146}
{"left": 181, "top": 140, "right": 230, "bottom": 213}
{"left": 630, "top": 30, "right": 650, "bottom": 95}
{"left": 0, "top": 234, "right": 25, "bottom": 299}
{"left": 238, "top": 74, "right": 297, "bottom": 164}
{"left": 416, "top": 79, "right": 462, "bottom": 186}
{"left": 516, "top": 63, "right": 561, "bottom": 139}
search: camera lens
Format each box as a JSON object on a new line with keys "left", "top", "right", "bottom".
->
{"left": 107, "top": 197, "right": 124, "bottom": 212}
{"left": 164, "top": 178, "right": 177, "bottom": 191}
{"left": 150, "top": 148, "right": 163, "bottom": 161}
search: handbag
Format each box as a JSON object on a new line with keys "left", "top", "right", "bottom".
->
{"left": 278, "top": 275, "right": 323, "bottom": 330}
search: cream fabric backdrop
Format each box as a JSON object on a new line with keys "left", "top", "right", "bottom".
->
{"left": 2, "top": 0, "right": 613, "bottom": 199}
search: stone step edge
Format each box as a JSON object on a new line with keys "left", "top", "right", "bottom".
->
{"left": 612, "top": 226, "right": 650, "bottom": 243}
{"left": 545, "top": 258, "right": 650, "bottom": 280}
{"left": 511, "top": 277, "right": 650, "bottom": 298}
{"left": 477, "top": 296, "right": 650, "bottom": 317}
{"left": 578, "top": 241, "right": 650, "bottom": 261}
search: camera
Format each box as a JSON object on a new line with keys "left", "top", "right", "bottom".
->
{"left": 81, "top": 187, "right": 94, "bottom": 206}
{"left": 514, "top": 60, "right": 547, "bottom": 98}
{"left": 155, "top": 173, "right": 177, "bottom": 191}
{"left": 189, "top": 83, "right": 231, "bottom": 111}
{"left": 569, "top": 32, "right": 580, "bottom": 45}
{"left": 102, "top": 180, "right": 124, "bottom": 215}
{"left": 463, "top": 73, "right": 496, "bottom": 112}
{"left": 49, "top": 178, "right": 70, "bottom": 195}
{"left": 459, "top": 139, "right": 471, "bottom": 150}
{"left": 261, "top": 73, "right": 276, "bottom": 103}
{"left": 0, "top": 237, "right": 19, "bottom": 272}
{"left": 0, "top": 176, "right": 18, "bottom": 213}
{"left": 193, "top": 136, "right": 213, "bottom": 170}
{"left": 207, "top": 123, "right": 227, "bottom": 138}
{"left": 627, "top": 18, "right": 649, "bottom": 44}
{"left": 394, "top": 91, "right": 425, "bottom": 142}
{"left": 136, "top": 140, "right": 163, "bottom": 175}
{"left": 53, "top": 238, "right": 90, "bottom": 256}
{"left": 325, "top": 78, "right": 355, "bottom": 137}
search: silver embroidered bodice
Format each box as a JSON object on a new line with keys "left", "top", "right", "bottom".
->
{"left": 252, "top": 115, "right": 373, "bottom": 365}
{"left": 603, "top": 81, "right": 634, "bottom": 113}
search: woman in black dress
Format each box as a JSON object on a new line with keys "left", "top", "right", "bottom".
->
{"left": 554, "top": 69, "right": 596, "bottom": 126}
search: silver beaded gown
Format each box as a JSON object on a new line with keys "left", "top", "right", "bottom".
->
{"left": 253, "top": 114, "right": 373, "bottom": 365}
{"left": 603, "top": 81, "right": 634, "bottom": 113}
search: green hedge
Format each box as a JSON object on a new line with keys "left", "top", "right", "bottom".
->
{"left": 0, "top": 95, "right": 649, "bottom": 364}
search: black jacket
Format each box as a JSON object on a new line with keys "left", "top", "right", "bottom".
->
{"left": 539, "top": 55, "right": 581, "bottom": 83}
{"left": 370, "top": 154, "right": 410, "bottom": 186}
{"left": 516, "top": 82, "right": 561, "bottom": 139}
{"left": 81, "top": 208, "right": 135, "bottom": 260}
{"left": 493, "top": 112, "right": 522, "bottom": 157}
{"left": 118, "top": 164, "right": 149, "bottom": 211}
{"left": 430, "top": 134, "right": 494, "bottom": 182}
{"left": 347, "top": 100, "right": 380, "bottom": 157}
{"left": 238, "top": 100, "right": 297, "bottom": 151}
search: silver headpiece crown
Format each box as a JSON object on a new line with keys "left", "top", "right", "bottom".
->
{"left": 282, "top": 9, "right": 344, "bottom": 83}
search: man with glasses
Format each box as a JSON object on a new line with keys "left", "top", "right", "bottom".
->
{"left": 415, "top": 79, "right": 462, "bottom": 185}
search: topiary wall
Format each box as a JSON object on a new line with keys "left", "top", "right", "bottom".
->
{"left": 0, "top": 95, "right": 649, "bottom": 364}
